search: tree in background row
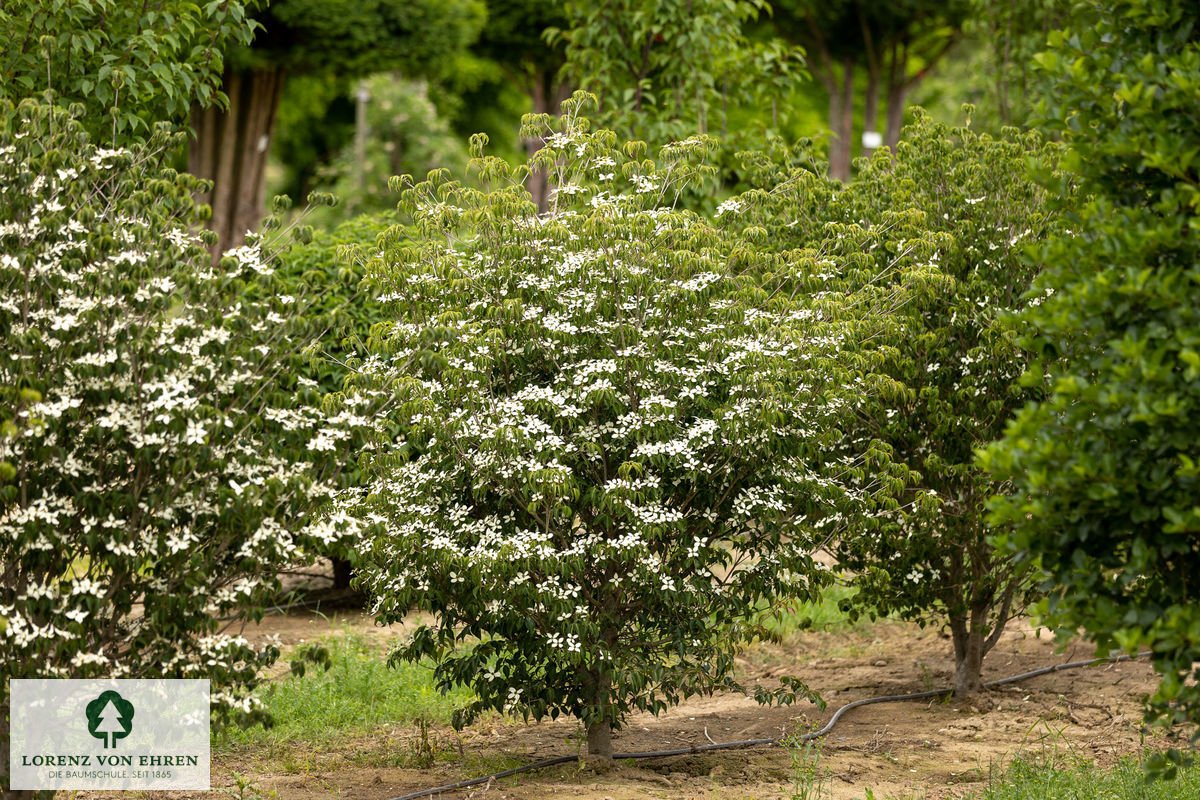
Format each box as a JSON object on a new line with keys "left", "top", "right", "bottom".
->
{"left": 553, "top": 0, "right": 805, "bottom": 145}
{"left": 188, "top": 0, "right": 485, "bottom": 254}
{"left": 474, "top": 0, "right": 569, "bottom": 212}
{"left": 771, "top": 0, "right": 969, "bottom": 180}
{"left": 981, "top": 0, "right": 1200, "bottom": 769}
{"left": 0, "top": 0, "right": 257, "bottom": 141}
{"left": 728, "top": 111, "right": 1061, "bottom": 695}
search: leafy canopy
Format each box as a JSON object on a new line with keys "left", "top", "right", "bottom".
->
{"left": 732, "top": 112, "right": 1061, "bottom": 690}
{"left": 980, "top": 0, "right": 1200, "bottom": 757}
{"left": 0, "top": 0, "right": 260, "bottom": 139}
{"left": 0, "top": 100, "right": 367, "bottom": 731}
{"left": 347, "top": 95, "right": 941, "bottom": 745}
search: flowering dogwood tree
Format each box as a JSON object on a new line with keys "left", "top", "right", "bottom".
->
{"left": 349, "top": 94, "right": 941, "bottom": 760}
{"left": 733, "top": 113, "right": 1061, "bottom": 695}
{"left": 0, "top": 99, "right": 368, "bottom": 788}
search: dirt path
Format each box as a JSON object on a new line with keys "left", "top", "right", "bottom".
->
{"left": 81, "top": 611, "right": 1168, "bottom": 800}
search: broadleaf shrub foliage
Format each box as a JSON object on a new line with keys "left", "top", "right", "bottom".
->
{"left": 732, "top": 112, "right": 1062, "bottom": 694}
{"left": 0, "top": 0, "right": 260, "bottom": 139}
{"left": 981, "top": 0, "right": 1200, "bottom": 753}
{"left": 348, "top": 94, "right": 946, "bottom": 755}
{"left": 0, "top": 100, "right": 368, "bottom": 756}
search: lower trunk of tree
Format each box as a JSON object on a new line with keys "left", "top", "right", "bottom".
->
{"left": 586, "top": 718, "right": 613, "bottom": 759}
{"left": 862, "top": 62, "right": 881, "bottom": 161}
{"left": 582, "top": 623, "right": 617, "bottom": 763}
{"left": 828, "top": 56, "right": 855, "bottom": 182}
{"left": 188, "top": 65, "right": 287, "bottom": 259}
{"left": 332, "top": 557, "right": 353, "bottom": 590}
{"left": 525, "top": 70, "right": 571, "bottom": 214}
{"left": 2, "top": 720, "right": 53, "bottom": 800}
{"left": 884, "top": 80, "right": 907, "bottom": 151}
{"left": 950, "top": 604, "right": 991, "bottom": 696}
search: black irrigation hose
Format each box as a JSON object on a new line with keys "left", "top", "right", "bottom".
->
{"left": 385, "top": 651, "right": 1152, "bottom": 800}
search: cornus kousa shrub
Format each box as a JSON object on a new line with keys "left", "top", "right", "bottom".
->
{"left": 734, "top": 113, "right": 1061, "bottom": 696}
{"left": 0, "top": 100, "right": 369, "bottom": 778}
{"left": 348, "top": 94, "right": 938, "bottom": 760}
{"left": 273, "top": 212, "right": 397, "bottom": 589}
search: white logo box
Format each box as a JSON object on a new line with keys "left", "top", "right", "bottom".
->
{"left": 9, "top": 679, "right": 210, "bottom": 791}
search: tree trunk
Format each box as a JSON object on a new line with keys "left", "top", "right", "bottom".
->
{"left": 857, "top": 4, "right": 881, "bottom": 161}
{"left": 826, "top": 73, "right": 840, "bottom": 177}
{"left": 1, "top": 714, "right": 54, "bottom": 800}
{"left": 949, "top": 605, "right": 988, "bottom": 696}
{"left": 884, "top": 82, "right": 907, "bottom": 151}
{"left": 586, "top": 718, "right": 613, "bottom": 759}
{"left": 861, "top": 61, "right": 880, "bottom": 161}
{"left": 189, "top": 65, "right": 287, "bottom": 259}
{"left": 582, "top": 622, "right": 617, "bottom": 763}
{"left": 523, "top": 70, "right": 571, "bottom": 215}
{"left": 829, "top": 55, "right": 855, "bottom": 182}
{"left": 332, "top": 557, "right": 353, "bottom": 590}
{"left": 883, "top": 39, "right": 908, "bottom": 150}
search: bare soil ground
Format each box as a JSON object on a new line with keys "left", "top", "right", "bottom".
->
{"left": 79, "top": 609, "right": 1168, "bottom": 800}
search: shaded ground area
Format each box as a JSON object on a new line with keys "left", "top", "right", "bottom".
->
{"left": 80, "top": 611, "right": 1168, "bottom": 800}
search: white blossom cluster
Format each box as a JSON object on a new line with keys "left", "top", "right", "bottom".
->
{"left": 0, "top": 106, "right": 369, "bottom": 718}
{"left": 344, "top": 103, "right": 910, "bottom": 730}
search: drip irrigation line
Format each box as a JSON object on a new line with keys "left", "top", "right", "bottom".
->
{"left": 385, "top": 650, "right": 1152, "bottom": 800}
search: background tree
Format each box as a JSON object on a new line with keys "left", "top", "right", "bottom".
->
{"left": 0, "top": 0, "right": 258, "bottom": 141}
{"left": 189, "top": 0, "right": 484, "bottom": 253}
{"left": 771, "top": 0, "right": 969, "bottom": 179}
{"left": 315, "top": 76, "right": 470, "bottom": 219}
{"left": 981, "top": 0, "right": 1200, "bottom": 767}
{"left": 0, "top": 100, "right": 368, "bottom": 795}
{"left": 474, "top": 0, "right": 569, "bottom": 212}
{"left": 272, "top": 212, "right": 397, "bottom": 589}
{"left": 349, "top": 96, "right": 935, "bottom": 761}
{"left": 910, "top": 0, "right": 1071, "bottom": 133}
{"left": 552, "top": 0, "right": 773, "bottom": 143}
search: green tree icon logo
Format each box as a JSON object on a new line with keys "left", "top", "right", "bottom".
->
{"left": 86, "top": 690, "right": 134, "bottom": 749}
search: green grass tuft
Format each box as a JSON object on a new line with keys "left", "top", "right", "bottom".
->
{"left": 761, "top": 583, "right": 871, "bottom": 642}
{"left": 966, "top": 753, "right": 1200, "bottom": 800}
{"left": 215, "top": 632, "right": 473, "bottom": 753}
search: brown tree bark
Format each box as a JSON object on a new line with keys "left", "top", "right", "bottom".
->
{"left": 523, "top": 69, "right": 571, "bottom": 214}
{"left": 829, "top": 55, "right": 855, "bottom": 182}
{"left": 332, "top": 557, "right": 353, "bottom": 590}
{"left": 857, "top": 4, "right": 882, "bottom": 161}
{"left": 581, "top": 621, "right": 617, "bottom": 763}
{"left": 949, "top": 606, "right": 987, "bottom": 696}
{"left": 189, "top": 65, "right": 287, "bottom": 258}
{"left": 884, "top": 81, "right": 907, "bottom": 151}
{"left": 586, "top": 718, "right": 613, "bottom": 760}
{"left": 948, "top": 575, "right": 1017, "bottom": 697}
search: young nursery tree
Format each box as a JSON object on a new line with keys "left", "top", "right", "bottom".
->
{"left": 0, "top": 0, "right": 259, "bottom": 141}
{"left": 0, "top": 100, "right": 368, "bottom": 792}
{"left": 274, "top": 212, "right": 397, "bottom": 588}
{"left": 552, "top": 0, "right": 792, "bottom": 144}
{"left": 733, "top": 112, "right": 1060, "bottom": 695}
{"left": 981, "top": 0, "right": 1200, "bottom": 757}
{"left": 189, "top": 0, "right": 484, "bottom": 253}
{"left": 349, "top": 95, "right": 943, "bottom": 759}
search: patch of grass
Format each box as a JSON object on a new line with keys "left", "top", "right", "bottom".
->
{"left": 965, "top": 753, "right": 1200, "bottom": 800}
{"left": 760, "top": 583, "right": 870, "bottom": 642}
{"left": 214, "top": 632, "right": 473, "bottom": 754}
